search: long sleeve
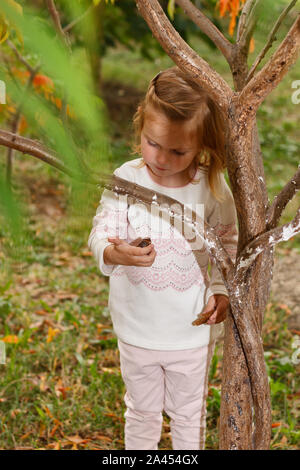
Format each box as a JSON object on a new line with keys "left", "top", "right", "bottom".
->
{"left": 87, "top": 169, "right": 129, "bottom": 277}
{"left": 205, "top": 174, "right": 238, "bottom": 302}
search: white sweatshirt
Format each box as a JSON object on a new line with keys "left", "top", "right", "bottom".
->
{"left": 88, "top": 158, "right": 238, "bottom": 350}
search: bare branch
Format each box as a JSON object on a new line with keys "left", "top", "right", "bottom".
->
{"left": 135, "top": 0, "right": 233, "bottom": 113}
{"left": 239, "top": 14, "right": 300, "bottom": 115}
{"left": 0, "top": 129, "right": 83, "bottom": 180}
{"left": 6, "top": 40, "right": 36, "bottom": 74}
{"left": 237, "top": 0, "right": 258, "bottom": 53}
{"left": 236, "top": 207, "right": 300, "bottom": 273}
{"left": 237, "top": 0, "right": 257, "bottom": 41}
{"left": 175, "top": 0, "right": 234, "bottom": 66}
{"left": 63, "top": 4, "right": 94, "bottom": 33}
{"left": 247, "top": 0, "right": 298, "bottom": 83}
{"left": 267, "top": 165, "right": 300, "bottom": 229}
{"left": 46, "top": 0, "right": 71, "bottom": 51}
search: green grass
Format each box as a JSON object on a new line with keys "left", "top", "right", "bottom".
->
{"left": 1, "top": 27, "right": 300, "bottom": 449}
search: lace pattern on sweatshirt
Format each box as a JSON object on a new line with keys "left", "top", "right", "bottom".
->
{"left": 91, "top": 199, "right": 237, "bottom": 291}
{"left": 113, "top": 220, "right": 237, "bottom": 291}
{"left": 90, "top": 207, "right": 128, "bottom": 239}
{"left": 110, "top": 229, "right": 203, "bottom": 292}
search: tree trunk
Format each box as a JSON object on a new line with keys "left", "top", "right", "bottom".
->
{"left": 218, "top": 102, "right": 273, "bottom": 448}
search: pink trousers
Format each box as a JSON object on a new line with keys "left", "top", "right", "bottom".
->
{"left": 117, "top": 338, "right": 216, "bottom": 450}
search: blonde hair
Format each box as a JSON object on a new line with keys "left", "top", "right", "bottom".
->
{"left": 130, "top": 66, "right": 227, "bottom": 201}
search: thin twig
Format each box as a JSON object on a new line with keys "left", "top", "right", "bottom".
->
{"left": 238, "top": 14, "right": 300, "bottom": 117}
{"left": 6, "top": 40, "right": 36, "bottom": 74}
{"left": 236, "top": 207, "right": 300, "bottom": 274}
{"left": 46, "top": 0, "right": 71, "bottom": 52}
{"left": 63, "top": 3, "right": 95, "bottom": 33}
{"left": 175, "top": 0, "right": 234, "bottom": 66}
{"left": 237, "top": 0, "right": 258, "bottom": 44}
{"left": 266, "top": 166, "right": 300, "bottom": 229}
{"left": 246, "top": 0, "right": 298, "bottom": 83}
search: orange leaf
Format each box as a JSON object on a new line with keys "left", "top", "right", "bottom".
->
{"left": 44, "top": 406, "right": 54, "bottom": 419}
{"left": 39, "top": 422, "right": 46, "bottom": 438}
{"left": 50, "top": 423, "right": 59, "bottom": 437}
{"left": 290, "top": 329, "right": 300, "bottom": 336}
{"left": 249, "top": 37, "right": 255, "bottom": 53}
{"left": 33, "top": 74, "right": 54, "bottom": 89}
{"left": 20, "top": 431, "right": 32, "bottom": 440}
{"left": 1, "top": 335, "right": 18, "bottom": 343}
{"left": 272, "top": 422, "right": 282, "bottom": 428}
{"left": 81, "top": 251, "right": 92, "bottom": 257}
{"left": 18, "top": 115, "right": 27, "bottom": 134}
{"left": 46, "top": 326, "right": 60, "bottom": 343}
{"left": 218, "top": 0, "right": 246, "bottom": 36}
{"left": 54, "top": 97, "right": 62, "bottom": 110}
{"left": 94, "top": 434, "right": 113, "bottom": 443}
{"left": 35, "top": 309, "right": 48, "bottom": 316}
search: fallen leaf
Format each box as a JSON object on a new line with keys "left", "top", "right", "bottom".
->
{"left": 50, "top": 423, "right": 60, "bottom": 438}
{"left": 280, "top": 435, "right": 288, "bottom": 445}
{"left": 65, "top": 435, "right": 90, "bottom": 445}
{"left": 103, "top": 412, "right": 123, "bottom": 422}
{"left": 56, "top": 292, "right": 78, "bottom": 301}
{"left": 93, "top": 434, "right": 112, "bottom": 443}
{"left": 20, "top": 431, "right": 32, "bottom": 440}
{"left": 54, "top": 378, "right": 70, "bottom": 400}
{"left": 290, "top": 329, "right": 300, "bottom": 336}
{"left": 46, "top": 326, "right": 60, "bottom": 343}
{"left": 39, "top": 374, "right": 49, "bottom": 392}
{"left": 39, "top": 422, "right": 46, "bottom": 438}
{"left": 102, "top": 367, "right": 117, "bottom": 374}
{"left": 81, "top": 251, "right": 92, "bottom": 257}
{"left": 10, "top": 409, "right": 22, "bottom": 419}
{"left": 35, "top": 309, "right": 49, "bottom": 316}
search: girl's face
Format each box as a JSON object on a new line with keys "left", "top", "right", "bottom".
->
{"left": 141, "top": 108, "right": 199, "bottom": 187}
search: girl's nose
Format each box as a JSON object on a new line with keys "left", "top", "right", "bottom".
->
{"left": 156, "top": 150, "right": 169, "bottom": 167}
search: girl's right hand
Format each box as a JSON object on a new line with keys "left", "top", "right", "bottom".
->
{"left": 104, "top": 237, "right": 156, "bottom": 267}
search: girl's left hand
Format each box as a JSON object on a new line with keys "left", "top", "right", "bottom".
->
{"left": 203, "top": 294, "right": 229, "bottom": 325}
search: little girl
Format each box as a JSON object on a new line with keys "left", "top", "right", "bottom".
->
{"left": 88, "top": 66, "right": 238, "bottom": 450}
